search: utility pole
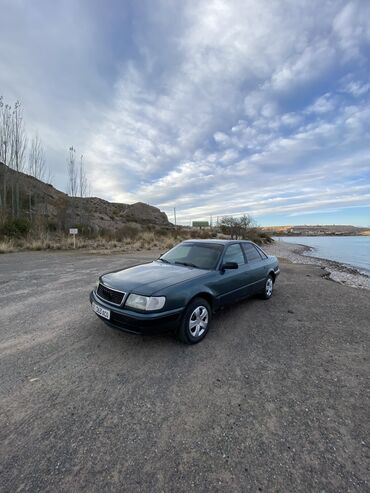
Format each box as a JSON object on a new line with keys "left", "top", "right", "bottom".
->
{"left": 174, "top": 207, "right": 177, "bottom": 226}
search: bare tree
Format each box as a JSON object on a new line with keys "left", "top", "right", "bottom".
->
{"left": 67, "top": 146, "right": 78, "bottom": 197}
{"left": 219, "top": 214, "right": 255, "bottom": 239}
{"left": 78, "top": 154, "right": 91, "bottom": 230}
{"left": 0, "top": 97, "right": 14, "bottom": 216}
{"left": 11, "top": 101, "right": 27, "bottom": 172}
{"left": 27, "top": 134, "right": 47, "bottom": 221}
{"left": 79, "top": 154, "right": 87, "bottom": 198}
{"left": 45, "top": 166, "right": 54, "bottom": 185}
{"left": 239, "top": 213, "right": 255, "bottom": 238}
{"left": 28, "top": 134, "right": 46, "bottom": 180}
{"left": 219, "top": 216, "right": 240, "bottom": 239}
{"left": 11, "top": 101, "right": 27, "bottom": 217}
{"left": 67, "top": 146, "right": 78, "bottom": 227}
{"left": 1, "top": 96, "right": 53, "bottom": 226}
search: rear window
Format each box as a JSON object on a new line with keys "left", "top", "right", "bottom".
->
{"left": 242, "top": 243, "right": 263, "bottom": 262}
{"left": 255, "top": 245, "right": 268, "bottom": 259}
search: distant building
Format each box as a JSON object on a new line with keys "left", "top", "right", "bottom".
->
{"left": 192, "top": 221, "right": 209, "bottom": 228}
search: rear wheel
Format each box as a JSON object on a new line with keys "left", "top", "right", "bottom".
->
{"left": 260, "top": 274, "right": 274, "bottom": 299}
{"left": 177, "top": 297, "right": 212, "bottom": 344}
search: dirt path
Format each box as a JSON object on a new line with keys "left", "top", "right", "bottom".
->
{"left": 0, "top": 251, "right": 369, "bottom": 492}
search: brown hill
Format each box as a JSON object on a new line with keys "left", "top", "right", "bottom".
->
{"left": 0, "top": 162, "right": 171, "bottom": 232}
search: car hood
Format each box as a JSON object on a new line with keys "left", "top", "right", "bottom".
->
{"left": 100, "top": 261, "right": 209, "bottom": 296}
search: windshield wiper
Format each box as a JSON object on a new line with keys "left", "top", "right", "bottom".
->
{"left": 158, "top": 257, "right": 171, "bottom": 264}
{"left": 174, "top": 261, "right": 199, "bottom": 268}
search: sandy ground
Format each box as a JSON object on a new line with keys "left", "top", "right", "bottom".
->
{"left": 0, "top": 250, "right": 369, "bottom": 492}
{"left": 264, "top": 240, "right": 370, "bottom": 290}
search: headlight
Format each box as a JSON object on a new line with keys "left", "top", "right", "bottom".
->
{"left": 125, "top": 294, "right": 166, "bottom": 311}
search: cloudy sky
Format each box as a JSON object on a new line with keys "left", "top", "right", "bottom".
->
{"left": 1, "top": 0, "right": 370, "bottom": 226}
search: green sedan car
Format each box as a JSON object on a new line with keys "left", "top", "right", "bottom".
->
{"left": 90, "top": 239, "right": 280, "bottom": 344}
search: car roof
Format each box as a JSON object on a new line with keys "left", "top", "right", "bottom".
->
{"left": 182, "top": 239, "right": 254, "bottom": 245}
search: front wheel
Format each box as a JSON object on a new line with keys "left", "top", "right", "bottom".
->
{"left": 177, "top": 298, "right": 212, "bottom": 344}
{"left": 260, "top": 274, "right": 274, "bottom": 299}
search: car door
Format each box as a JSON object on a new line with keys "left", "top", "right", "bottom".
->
{"left": 242, "top": 242, "right": 267, "bottom": 293}
{"left": 210, "top": 243, "right": 249, "bottom": 305}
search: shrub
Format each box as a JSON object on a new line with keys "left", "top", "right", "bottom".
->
{"left": 116, "top": 223, "right": 142, "bottom": 241}
{"left": 47, "top": 222, "right": 58, "bottom": 232}
{"left": 189, "top": 228, "right": 213, "bottom": 239}
{"left": 155, "top": 227, "right": 170, "bottom": 237}
{"left": 1, "top": 218, "right": 31, "bottom": 238}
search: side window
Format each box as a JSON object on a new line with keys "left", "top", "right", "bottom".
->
{"left": 223, "top": 244, "right": 245, "bottom": 265}
{"left": 243, "top": 243, "right": 262, "bottom": 263}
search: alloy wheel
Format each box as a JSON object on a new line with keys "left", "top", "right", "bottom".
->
{"left": 266, "top": 277, "right": 273, "bottom": 297}
{"left": 189, "top": 305, "right": 209, "bottom": 338}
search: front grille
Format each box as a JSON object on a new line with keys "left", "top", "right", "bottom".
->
{"left": 97, "top": 283, "right": 125, "bottom": 306}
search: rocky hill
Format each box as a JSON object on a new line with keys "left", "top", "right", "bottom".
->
{"left": 0, "top": 162, "right": 171, "bottom": 232}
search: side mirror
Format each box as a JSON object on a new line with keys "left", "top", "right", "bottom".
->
{"left": 221, "top": 261, "right": 238, "bottom": 270}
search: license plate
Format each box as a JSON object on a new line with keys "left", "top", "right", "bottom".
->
{"left": 92, "top": 302, "right": 110, "bottom": 320}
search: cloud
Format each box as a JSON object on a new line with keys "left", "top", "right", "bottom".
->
{"left": 332, "top": 1, "right": 370, "bottom": 58}
{"left": 342, "top": 80, "right": 370, "bottom": 97}
{"left": 306, "top": 94, "right": 337, "bottom": 114}
{"left": 0, "top": 0, "right": 370, "bottom": 225}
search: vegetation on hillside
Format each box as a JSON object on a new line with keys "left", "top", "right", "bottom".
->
{"left": 0, "top": 215, "right": 271, "bottom": 254}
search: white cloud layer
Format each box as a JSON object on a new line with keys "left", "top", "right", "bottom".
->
{"left": 1, "top": 0, "right": 370, "bottom": 224}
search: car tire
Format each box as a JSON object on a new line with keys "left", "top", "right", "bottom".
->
{"left": 177, "top": 297, "right": 212, "bottom": 344}
{"left": 260, "top": 274, "right": 274, "bottom": 299}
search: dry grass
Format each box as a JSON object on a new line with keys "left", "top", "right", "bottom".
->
{"left": 0, "top": 231, "right": 186, "bottom": 254}
{"left": 0, "top": 239, "right": 16, "bottom": 254}
{"left": 0, "top": 227, "right": 270, "bottom": 254}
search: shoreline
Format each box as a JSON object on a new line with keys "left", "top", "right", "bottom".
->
{"left": 264, "top": 240, "right": 370, "bottom": 291}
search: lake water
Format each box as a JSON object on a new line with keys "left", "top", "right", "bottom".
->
{"left": 274, "top": 236, "right": 370, "bottom": 276}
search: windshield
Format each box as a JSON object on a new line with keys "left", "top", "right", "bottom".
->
{"left": 160, "top": 242, "right": 223, "bottom": 270}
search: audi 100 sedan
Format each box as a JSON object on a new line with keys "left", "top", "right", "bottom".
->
{"left": 90, "top": 239, "right": 280, "bottom": 344}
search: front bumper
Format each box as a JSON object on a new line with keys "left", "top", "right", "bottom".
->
{"left": 90, "top": 290, "right": 184, "bottom": 335}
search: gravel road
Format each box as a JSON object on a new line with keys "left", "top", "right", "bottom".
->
{"left": 0, "top": 251, "right": 369, "bottom": 492}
